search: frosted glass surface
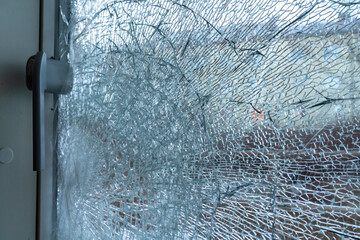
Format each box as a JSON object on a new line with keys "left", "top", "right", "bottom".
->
{"left": 57, "top": 0, "right": 360, "bottom": 239}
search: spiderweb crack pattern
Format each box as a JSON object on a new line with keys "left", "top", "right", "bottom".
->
{"left": 57, "top": 0, "right": 360, "bottom": 239}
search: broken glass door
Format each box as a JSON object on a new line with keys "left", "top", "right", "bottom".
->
{"left": 56, "top": 0, "right": 360, "bottom": 239}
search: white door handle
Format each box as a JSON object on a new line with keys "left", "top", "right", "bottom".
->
{"left": 26, "top": 52, "right": 73, "bottom": 171}
{"left": 0, "top": 147, "right": 14, "bottom": 164}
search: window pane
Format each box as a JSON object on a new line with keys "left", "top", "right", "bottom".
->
{"left": 57, "top": 1, "right": 360, "bottom": 239}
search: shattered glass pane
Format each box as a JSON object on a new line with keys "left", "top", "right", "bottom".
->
{"left": 57, "top": 0, "right": 360, "bottom": 239}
